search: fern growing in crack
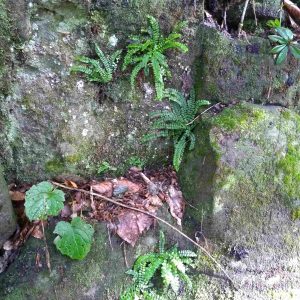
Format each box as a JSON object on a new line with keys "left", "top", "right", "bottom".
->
{"left": 122, "top": 15, "right": 188, "bottom": 100}
{"left": 143, "top": 89, "right": 210, "bottom": 171}
{"left": 71, "top": 43, "right": 122, "bottom": 83}
{"left": 120, "top": 231, "right": 197, "bottom": 300}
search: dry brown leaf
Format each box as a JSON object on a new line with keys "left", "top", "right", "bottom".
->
{"left": 284, "top": 0, "right": 300, "bottom": 26}
{"left": 92, "top": 181, "right": 113, "bottom": 198}
{"left": 64, "top": 180, "right": 78, "bottom": 188}
{"left": 166, "top": 185, "right": 185, "bottom": 226}
{"left": 116, "top": 211, "right": 154, "bottom": 246}
{"left": 60, "top": 204, "right": 72, "bottom": 218}
{"left": 31, "top": 223, "right": 44, "bottom": 239}
{"left": 9, "top": 191, "right": 25, "bottom": 201}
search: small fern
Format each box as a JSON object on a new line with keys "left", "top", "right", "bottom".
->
{"left": 144, "top": 89, "right": 210, "bottom": 171}
{"left": 123, "top": 16, "right": 188, "bottom": 100}
{"left": 71, "top": 43, "right": 121, "bottom": 83}
{"left": 120, "top": 231, "right": 197, "bottom": 300}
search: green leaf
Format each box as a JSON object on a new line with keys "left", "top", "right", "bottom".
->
{"left": 275, "top": 27, "right": 293, "bottom": 41}
{"left": 290, "top": 44, "right": 300, "bottom": 59}
{"left": 25, "top": 181, "right": 65, "bottom": 221}
{"left": 268, "top": 35, "right": 287, "bottom": 44}
{"left": 275, "top": 46, "right": 288, "bottom": 64}
{"left": 54, "top": 217, "right": 94, "bottom": 260}
{"left": 271, "top": 44, "right": 287, "bottom": 54}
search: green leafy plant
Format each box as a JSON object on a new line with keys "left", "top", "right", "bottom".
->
{"left": 144, "top": 89, "right": 210, "bottom": 171}
{"left": 120, "top": 231, "right": 197, "bottom": 300}
{"left": 71, "top": 43, "right": 122, "bottom": 83}
{"left": 54, "top": 217, "right": 94, "bottom": 260}
{"left": 266, "top": 18, "right": 281, "bottom": 28}
{"left": 25, "top": 182, "right": 94, "bottom": 261}
{"left": 97, "top": 161, "right": 117, "bottom": 175}
{"left": 126, "top": 156, "right": 145, "bottom": 169}
{"left": 122, "top": 15, "right": 188, "bottom": 100}
{"left": 25, "top": 181, "right": 65, "bottom": 221}
{"left": 268, "top": 26, "right": 300, "bottom": 64}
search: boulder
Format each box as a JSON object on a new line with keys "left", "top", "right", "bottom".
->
{"left": 0, "top": 165, "right": 16, "bottom": 249}
{"left": 180, "top": 103, "right": 300, "bottom": 298}
{"left": 196, "top": 25, "right": 300, "bottom": 109}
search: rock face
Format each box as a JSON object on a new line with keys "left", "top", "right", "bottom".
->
{"left": 0, "top": 165, "right": 16, "bottom": 248}
{"left": 0, "top": 0, "right": 195, "bottom": 182}
{"left": 180, "top": 103, "right": 300, "bottom": 299}
{"left": 197, "top": 25, "right": 300, "bottom": 109}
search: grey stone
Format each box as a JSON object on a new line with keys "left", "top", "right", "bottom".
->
{"left": 0, "top": 165, "right": 16, "bottom": 249}
{"left": 180, "top": 103, "right": 300, "bottom": 299}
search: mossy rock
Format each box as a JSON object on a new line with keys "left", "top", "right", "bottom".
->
{"left": 196, "top": 25, "right": 300, "bottom": 110}
{"left": 179, "top": 103, "right": 300, "bottom": 298}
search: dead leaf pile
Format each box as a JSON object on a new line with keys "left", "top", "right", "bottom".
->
{"left": 7, "top": 167, "right": 186, "bottom": 248}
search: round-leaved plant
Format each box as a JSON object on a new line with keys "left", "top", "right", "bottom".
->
{"left": 25, "top": 181, "right": 65, "bottom": 221}
{"left": 53, "top": 217, "right": 94, "bottom": 260}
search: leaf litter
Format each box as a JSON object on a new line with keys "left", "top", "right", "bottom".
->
{"left": 3, "top": 167, "right": 185, "bottom": 271}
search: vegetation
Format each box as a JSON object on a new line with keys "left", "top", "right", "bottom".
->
{"left": 97, "top": 161, "right": 117, "bottom": 175}
{"left": 268, "top": 26, "right": 300, "bottom": 64}
{"left": 122, "top": 15, "right": 188, "bottom": 100}
{"left": 71, "top": 43, "right": 122, "bottom": 83}
{"left": 25, "top": 182, "right": 94, "bottom": 260}
{"left": 120, "top": 231, "right": 197, "bottom": 299}
{"left": 144, "top": 89, "right": 210, "bottom": 171}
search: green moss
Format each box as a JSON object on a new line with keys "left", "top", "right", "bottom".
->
{"left": 291, "top": 207, "right": 300, "bottom": 220}
{"left": 212, "top": 104, "right": 266, "bottom": 132}
{"left": 45, "top": 158, "right": 65, "bottom": 174}
{"left": 278, "top": 144, "right": 300, "bottom": 199}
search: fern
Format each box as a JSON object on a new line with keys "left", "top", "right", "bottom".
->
{"left": 144, "top": 88, "right": 210, "bottom": 171}
{"left": 71, "top": 43, "right": 121, "bottom": 83}
{"left": 120, "top": 231, "right": 197, "bottom": 300}
{"left": 123, "top": 15, "right": 188, "bottom": 100}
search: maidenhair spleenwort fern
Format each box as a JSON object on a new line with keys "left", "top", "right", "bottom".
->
{"left": 71, "top": 43, "right": 121, "bottom": 83}
{"left": 122, "top": 15, "right": 188, "bottom": 100}
{"left": 144, "top": 89, "right": 210, "bottom": 171}
{"left": 120, "top": 231, "right": 197, "bottom": 300}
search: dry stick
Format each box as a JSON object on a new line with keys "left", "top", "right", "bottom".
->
{"left": 52, "top": 181, "right": 237, "bottom": 289}
{"left": 252, "top": 0, "right": 258, "bottom": 27}
{"left": 186, "top": 102, "right": 221, "bottom": 126}
{"left": 41, "top": 221, "right": 51, "bottom": 273}
{"left": 238, "top": 0, "right": 250, "bottom": 36}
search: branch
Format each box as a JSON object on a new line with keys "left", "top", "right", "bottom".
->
{"left": 52, "top": 181, "right": 237, "bottom": 289}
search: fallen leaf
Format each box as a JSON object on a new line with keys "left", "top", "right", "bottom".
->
{"left": 61, "top": 204, "right": 72, "bottom": 218}
{"left": 31, "top": 222, "right": 44, "bottom": 239}
{"left": 35, "top": 253, "right": 42, "bottom": 268}
{"left": 166, "top": 185, "right": 185, "bottom": 226}
{"left": 284, "top": 0, "right": 300, "bottom": 26}
{"left": 9, "top": 191, "right": 25, "bottom": 201}
{"left": 92, "top": 181, "right": 113, "bottom": 198}
{"left": 64, "top": 180, "right": 78, "bottom": 188}
{"left": 116, "top": 211, "right": 154, "bottom": 246}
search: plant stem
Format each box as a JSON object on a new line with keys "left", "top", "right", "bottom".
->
{"left": 41, "top": 221, "right": 51, "bottom": 273}
{"left": 52, "top": 181, "right": 238, "bottom": 290}
{"left": 238, "top": 0, "right": 250, "bottom": 36}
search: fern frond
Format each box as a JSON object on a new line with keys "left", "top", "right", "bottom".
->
{"left": 130, "top": 54, "right": 150, "bottom": 88}
{"left": 178, "top": 250, "right": 197, "bottom": 258}
{"left": 142, "top": 131, "right": 169, "bottom": 142}
{"left": 70, "top": 65, "right": 92, "bottom": 75}
{"left": 147, "top": 15, "right": 160, "bottom": 44}
{"left": 159, "top": 231, "right": 165, "bottom": 253}
{"left": 173, "top": 133, "right": 188, "bottom": 171}
{"left": 188, "top": 131, "right": 196, "bottom": 151}
{"left": 160, "top": 41, "right": 188, "bottom": 53}
{"left": 196, "top": 99, "right": 211, "bottom": 109}
{"left": 151, "top": 58, "right": 164, "bottom": 100}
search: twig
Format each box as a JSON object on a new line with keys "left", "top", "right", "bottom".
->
{"left": 123, "top": 242, "right": 129, "bottom": 268}
{"left": 238, "top": 0, "right": 250, "bottom": 36}
{"left": 252, "top": 0, "right": 258, "bottom": 27}
{"left": 107, "top": 226, "right": 114, "bottom": 251}
{"left": 51, "top": 181, "right": 237, "bottom": 289}
{"left": 186, "top": 102, "right": 221, "bottom": 126}
{"left": 41, "top": 221, "right": 51, "bottom": 273}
